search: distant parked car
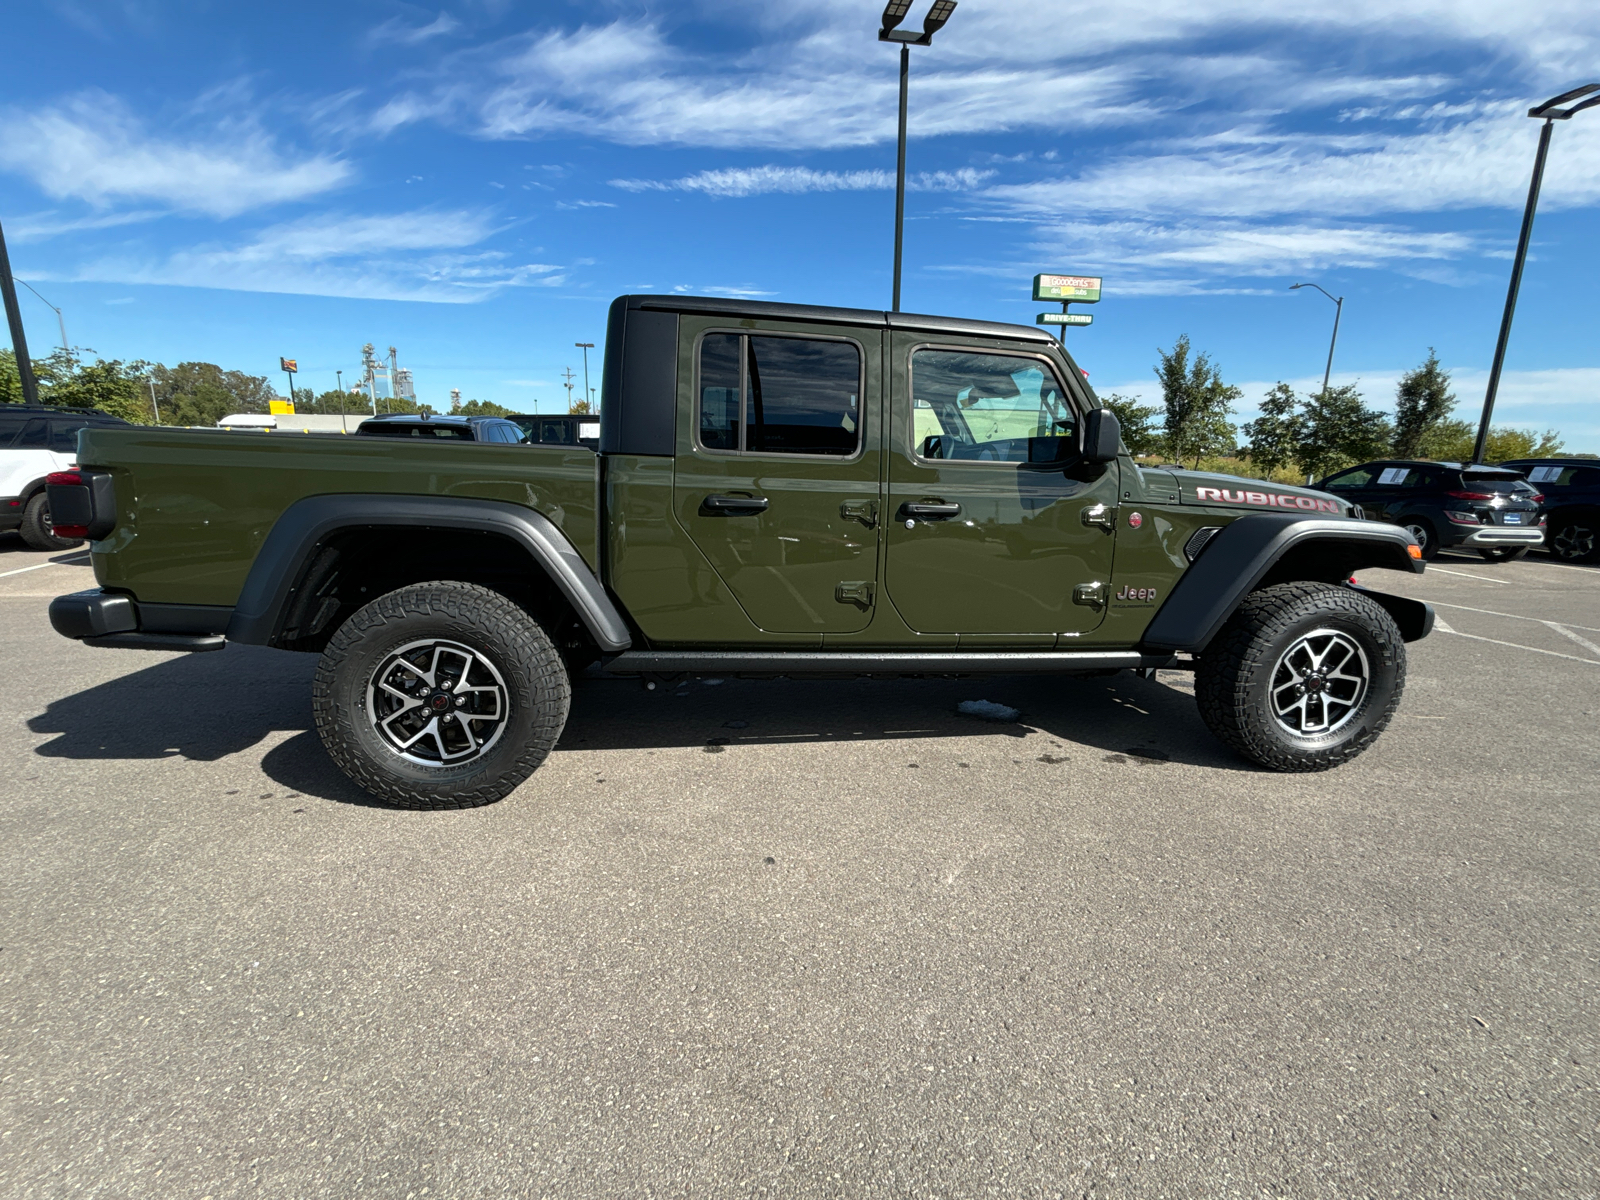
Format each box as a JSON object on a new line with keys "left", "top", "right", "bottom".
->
{"left": 505, "top": 413, "right": 600, "bottom": 448}
{"left": 1500, "top": 457, "right": 1600, "bottom": 563}
{"left": 1, "top": 405, "right": 131, "bottom": 551}
{"left": 353, "top": 414, "right": 527, "bottom": 443}
{"left": 1316, "top": 459, "right": 1544, "bottom": 561}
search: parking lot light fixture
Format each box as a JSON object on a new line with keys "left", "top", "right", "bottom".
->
{"left": 1473, "top": 83, "right": 1600, "bottom": 466}
{"left": 880, "top": 0, "right": 958, "bottom": 312}
{"left": 1290, "top": 282, "right": 1343, "bottom": 399}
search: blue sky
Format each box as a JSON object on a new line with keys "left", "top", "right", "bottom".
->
{"left": 2, "top": 0, "right": 1598, "bottom": 446}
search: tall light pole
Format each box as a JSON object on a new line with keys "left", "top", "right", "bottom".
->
{"left": 1291, "top": 282, "right": 1344, "bottom": 398}
{"left": 575, "top": 342, "right": 594, "bottom": 412}
{"left": 1474, "top": 83, "right": 1599, "bottom": 465}
{"left": 148, "top": 377, "right": 161, "bottom": 425}
{"left": 0, "top": 214, "right": 40, "bottom": 406}
{"left": 879, "top": 0, "right": 957, "bottom": 313}
{"left": 336, "top": 369, "right": 347, "bottom": 433}
{"left": 16, "top": 278, "right": 68, "bottom": 355}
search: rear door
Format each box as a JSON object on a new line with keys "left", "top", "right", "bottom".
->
{"left": 882, "top": 336, "right": 1119, "bottom": 640}
{"left": 671, "top": 318, "right": 883, "bottom": 636}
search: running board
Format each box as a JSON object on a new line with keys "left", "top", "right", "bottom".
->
{"left": 604, "top": 649, "right": 1173, "bottom": 676}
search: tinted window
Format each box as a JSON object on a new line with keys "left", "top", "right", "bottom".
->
{"left": 697, "top": 333, "right": 862, "bottom": 457}
{"left": 50, "top": 421, "right": 88, "bottom": 453}
{"left": 359, "top": 423, "right": 473, "bottom": 439}
{"left": 14, "top": 419, "right": 48, "bottom": 449}
{"left": 540, "top": 420, "right": 575, "bottom": 445}
{"left": 1323, "top": 466, "right": 1375, "bottom": 490}
{"left": 912, "top": 350, "right": 1074, "bottom": 464}
{"left": 1460, "top": 470, "right": 1527, "bottom": 494}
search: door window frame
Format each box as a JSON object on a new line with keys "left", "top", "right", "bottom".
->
{"left": 905, "top": 341, "right": 1085, "bottom": 468}
{"left": 691, "top": 327, "right": 869, "bottom": 464}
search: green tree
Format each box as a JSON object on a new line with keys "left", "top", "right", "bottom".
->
{"left": 1391, "top": 350, "right": 1455, "bottom": 458}
{"left": 1098, "top": 393, "right": 1163, "bottom": 456}
{"left": 1293, "top": 384, "right": 1393, "bottom": 481}
{"left": 454, "top": 398, "right": 513, "bottom": 417}
{"left": 1155, "top": 335, "right": 1239, "bottom": 468}
{"left": 1421, "top": 420, "right": 1563, "bottom": 464}
{"left": 1240, "top": 382, "right": 1301, "bottom": 475}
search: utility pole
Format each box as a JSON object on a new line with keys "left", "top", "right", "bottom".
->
{"left": 388, "top": 346, "right": 400, "bottom": 411}
{"left": 0, "top": 213, "right": 40, "bottom": 406}
{"left": 575, "top": 342, "right": 594, "bottom": 412}
{"left": 562, "top": 367, "right": 577, "bottom": 413}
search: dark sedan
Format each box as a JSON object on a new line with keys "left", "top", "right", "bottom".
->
{"left": 1317, "top": 460, "right": 1544, "bottom": 561}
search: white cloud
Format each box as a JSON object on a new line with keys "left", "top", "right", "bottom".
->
{"left": 610, "top": 165, "right": 993, "bottom": 197}
{"left": 58, "top": 210, "right": 563, "bottom": 303}
{"left": 0, "top": 91, "right": 351, "bottom": 219}
{"left": 369, "top": 12, "right": 460, "bottom": 46}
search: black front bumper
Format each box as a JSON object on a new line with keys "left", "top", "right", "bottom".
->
{"left": 51, "top": 589, "right": 228, "bottom": 652}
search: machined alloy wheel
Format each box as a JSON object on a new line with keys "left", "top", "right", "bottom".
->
{"left": 367, "top": 639, "right": 511, "bottom": 766}
{"left": 1195, "top": 581, "right": 1405, "bottom": 772}
{"left": 314, "top": 581, "right": 570, "bottom": 809}
{"left": 1551, "top": 521, "right": 1597, "bottom": 563}
{"left": 1268, "top": 628, "right": 1369, "bottom": 737}
{"left": 1402, "top": 519, "right": 1437, "bottom": 560}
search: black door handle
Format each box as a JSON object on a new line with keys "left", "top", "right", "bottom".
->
{"left": 702, "top": 493, "right": 769, "bottom": 514}
{"left": 900, "top": 501, "right": 962, "bottom": 520}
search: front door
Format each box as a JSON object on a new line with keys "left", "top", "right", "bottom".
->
{"left": 884, "top": 338, "right": 1119, "bottom": 638}
{"left": 672, "top": 321, "right": 883, "bottom": 636}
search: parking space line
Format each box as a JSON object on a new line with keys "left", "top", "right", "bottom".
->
{"left": 1543, "top": 621, "right": 1600, "bottom": 658}
{"left": 1427, "top": 600, "right": 1600, "bottom": 635}
{"left": 1425, "top": 566, "right": 1511, "bottom": 584}
{"left": 0, "top": 555, "right": 90, "bottom": 579}
{"left": 1432, "top": 615, "right": 1600, "bottom": 665}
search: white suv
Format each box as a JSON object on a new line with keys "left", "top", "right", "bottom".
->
{"left": 1, "top": 407, "right": 131, "bottom": 551}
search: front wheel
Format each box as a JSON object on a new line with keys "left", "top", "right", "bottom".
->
{"left": 1478, "top": 547, "right": 1528, "bottom": 563}
{"left": 1195, "top": 582, "right": 1405, "bottom": 772}
{"left": 313, "top": 581, "right": 570, "bottom": 808}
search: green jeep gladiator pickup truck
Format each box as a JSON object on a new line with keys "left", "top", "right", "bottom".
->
{"left": 47, "top": 295, "right": 1432, "bottom": 807}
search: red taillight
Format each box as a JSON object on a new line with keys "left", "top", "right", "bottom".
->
{"left": 1446, "top": 489, "right": 1494, "bottom": 501}
{"left": 52, "top": 524, "right": 90, "bottom": 538}
{"left": 1528, "top": 493, "right": 1544, "bottom": 503}
{"left": 46, "top": 470, "right": 84, "bottom": 487}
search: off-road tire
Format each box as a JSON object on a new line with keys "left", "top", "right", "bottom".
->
{"left": 1478, "top": 546, "right": 1528, "bottom": 563}
{"left": 313, "top": 581, "right": 570, "bottom": 809}
{"left": 19, "top": 493, "right": 84, "bottom": 552}
{"left": 1195, "top": 581, "right": 1405, "bottom": 772}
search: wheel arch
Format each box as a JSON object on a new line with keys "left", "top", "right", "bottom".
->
{"left": 226, "top": 494, "right": 632, "bottom": 654}
{"left": 1140, "top": 513, "right": 1429, "bottom": 654}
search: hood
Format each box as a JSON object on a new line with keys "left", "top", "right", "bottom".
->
{"left": 1142, "top": 467, "right": 1353, "bottom": 517}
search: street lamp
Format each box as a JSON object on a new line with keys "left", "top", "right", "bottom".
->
{"left": 880, "top": 0, "right": 957, "bottom": 313}
{"left": 16, "top": 278, "right": 68, "bottom": 355}
{"left": 575, "top": 342, "right": 594, "bottom": 412}
{"left": 1290, "top": 282, "right": 1344, "bottom": 398}
{"left": 1473, "top": 83, "right": 1600, "bottom": 465}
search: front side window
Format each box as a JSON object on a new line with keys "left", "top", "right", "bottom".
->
{"left": 697, "top": 333, "right": 862, "bottom": 457}
{"left": 1323, "top": 467, "right": 1375, "bottom": 489}
{"left": 911, "top": 349, "right": 1075, "bottom": 464}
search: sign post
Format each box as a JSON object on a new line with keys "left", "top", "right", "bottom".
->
{"left": 275, "top": 357, "right": 298, "bottom": 416}
{"left": 1032, "top": 274, "right": 1102, "bottom": 341}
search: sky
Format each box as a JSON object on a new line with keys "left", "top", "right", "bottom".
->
{"left": 2, "top": 0, "right": 1598, "bottom": 447}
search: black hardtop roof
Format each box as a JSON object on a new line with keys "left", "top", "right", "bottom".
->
{"left": 1499, "top": 456, "right": 1600, "bottom": 466}
{"left": 624, "top": 294, "right": 1056, "bottom": 345}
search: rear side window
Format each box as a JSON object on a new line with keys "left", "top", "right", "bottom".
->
{"left": 1373, "top": 466, "right": 1420, "bottom": 486}
{"left": 50, "top": 421, "right": 87, "bottom": 453}
{"left": 540, "top": 420, "right": 575, "bottom": 445}
{"left": 360, "top": 422, "right": 473, "bottom": 439}
{"left": 13, "top": 419, "right": 48, "bottom": 449}
{"left": 696, "top": 332, "right": 862, "bottom": 457}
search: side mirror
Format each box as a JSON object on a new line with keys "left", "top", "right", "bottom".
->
{"left": 1081, "top": 408, "right": 1122, "bottom": 463}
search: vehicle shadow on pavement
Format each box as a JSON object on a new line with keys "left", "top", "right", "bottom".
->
{"left": 29, "top": 648, "right": 1247, "bottom": 807}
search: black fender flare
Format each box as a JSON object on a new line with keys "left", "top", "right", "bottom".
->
{"left": 1139, "top": 513, "right": 1427, "bottom": 654}
{"left": 225, "top": 494, "right": 632, "bottom": 651}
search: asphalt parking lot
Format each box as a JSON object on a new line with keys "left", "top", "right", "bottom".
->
{"left": 3, "top": 534, "right": 1597, "bottom": 1199}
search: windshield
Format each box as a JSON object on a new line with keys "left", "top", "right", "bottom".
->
{"left": 1460, "top": 471, "right": 1534, "bottom": 495}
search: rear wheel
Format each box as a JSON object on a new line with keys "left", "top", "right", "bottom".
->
{"left": 1478, "top": 546, "right": 1529, "bottom": 563}
{"left": 1402, "top": 518, "right": 1438, "bottom": 560}
{"left": 19, "top": 493, "right": 84, "bottom": 552}
{"left": 313, "top": 581, "right": 570, "bottom": 808}
{"left": 1549, "top": 517, "right": 1599, "bottom": 563}
{"left": 1196, "top": 582, "right": 1405, "bottom": 772}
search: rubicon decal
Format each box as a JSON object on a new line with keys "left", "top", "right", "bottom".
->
{"left": 1194, "top": 487, "right": 1340, "bottom": 513}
